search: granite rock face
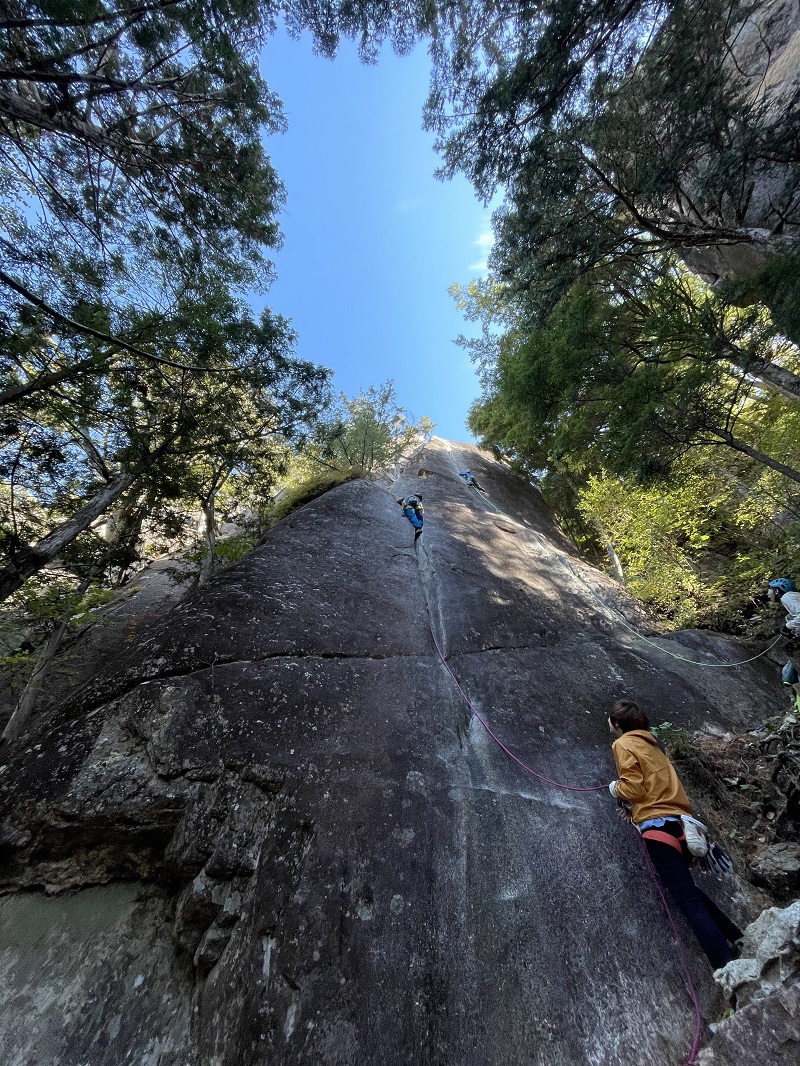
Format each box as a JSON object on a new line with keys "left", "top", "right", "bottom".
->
{"left": 696, "top": 901, "right": 800, "bottom": 1066}
{"left": 679, "top": 0, "right": 800, "bottom": 287}
{"left": 0, "top": 438, "right": 785, "bottom": 1065}
{"left": 751, "top": 843, "right": 800, "bottom": 899}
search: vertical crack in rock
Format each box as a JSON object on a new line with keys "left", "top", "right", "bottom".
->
{"left": 0, "top": 439, "right": 789, "bottom": 1064}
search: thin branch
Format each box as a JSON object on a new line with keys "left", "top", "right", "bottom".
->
{"left": 0, "top": 268, "right": 231, "bottom": 374}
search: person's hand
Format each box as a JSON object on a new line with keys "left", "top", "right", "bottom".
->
{"left": 615, "top": 801, "right": 633, "bottom": 823}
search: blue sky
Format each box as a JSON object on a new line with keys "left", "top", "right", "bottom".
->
{"left": 258, "top": 27, "right": 494, "bottom": 442}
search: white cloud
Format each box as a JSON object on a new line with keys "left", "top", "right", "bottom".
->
{"left": 469, "top": 225, "right": 494, "bottom": 274}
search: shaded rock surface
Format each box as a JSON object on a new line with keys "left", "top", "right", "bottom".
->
{"left": 751, "top": 842, "right": 800, "bottom": 898}
{"left": 0, "top": 554, "right": 197, "bottom": 726}
{"left": 0, "top": 438, "right": 789, "bottom": 1065}
{"left": 680, "top": 0, "right": 800, "bottom": 287}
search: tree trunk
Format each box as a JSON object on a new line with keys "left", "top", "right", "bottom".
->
{"left": 198, "top": 495, "right": 216, "bottom": 586}
{"left": 101, "top": 491, "right": 148, "bottom": 584}
{"left": 593, "top": 522, "right": 627, "bottom": 585}
{"left": 0, "top": 470, "right": 138, "bottom": 603}
{"left": 726, "top": 353, "right": 800, "bottom": 402}
{"left": 0, "top": 353, "right": 107, "bottom": 408}
{"left": 754, "top": 360, "right": 800, "bottom": 401}
{"left": 709, "top": 426, "right": 800, "bottom": 485}
{"left": 558, "top": 469, "right": 626, "bottom": 583}
{"left": 1, "top": 576, "right": 93, "bottom": 745}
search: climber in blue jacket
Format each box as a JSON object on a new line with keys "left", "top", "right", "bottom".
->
{"left": 397, "top": 494, "right": 423, "bottom": 540}
{"left": 458, "top": 470, "right": 485, "bottom": 492}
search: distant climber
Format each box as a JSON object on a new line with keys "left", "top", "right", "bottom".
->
{"left": 457, "top": 470, "right": 485, "bottom": 492}
{"left": 397, "top": 494, "right": 423, "bottom": 541}
{"left": 768, "top": 578, "right": 800, "bottom": 650}
{"left": 607, "top": 699, "right": 742, "bottom": 971}
{"left": 781, "top": 661, "right": 800, "bottom": 712}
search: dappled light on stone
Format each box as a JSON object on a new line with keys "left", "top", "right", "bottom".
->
{"left": 0, "top": 439, "right": 795, "bottom": 1064}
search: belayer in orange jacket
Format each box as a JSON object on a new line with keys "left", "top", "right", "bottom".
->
{"left": 608, "top": 699, "right": 742, "bottom": 970}
{"left": 611, "top": 726, "right": 692, "bottom": 825}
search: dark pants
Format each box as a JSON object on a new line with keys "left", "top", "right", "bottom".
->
{"left": 646, "top": 840, "right": 743, "bottom": 970}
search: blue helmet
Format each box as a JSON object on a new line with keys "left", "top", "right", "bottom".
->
{"left": 769, "top": 577, "right": 796, "bottom": 594}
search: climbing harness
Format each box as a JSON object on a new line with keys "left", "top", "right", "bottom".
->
{"left": 640, "top": 827, "right": 686, "bottom": 855}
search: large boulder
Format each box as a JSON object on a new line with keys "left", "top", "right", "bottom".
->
{"left": 751, "top": 843, "right": 800, "bottom": 899}
{"left": 0, "top": 438, "right": 784, "bottom": 1065}
{"left": 696, "top": 901, "right": 800, "bottom": 1066}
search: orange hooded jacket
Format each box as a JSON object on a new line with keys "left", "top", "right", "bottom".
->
{"left": 611, "top": 729, "right": 692, "bottom": 825}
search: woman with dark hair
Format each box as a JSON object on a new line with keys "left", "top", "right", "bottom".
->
{"left": 608, "top": 699, "right": 742, "bottom": 970}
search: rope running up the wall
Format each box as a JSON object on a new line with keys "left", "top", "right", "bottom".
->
{"left": 443, "top": 443, "right": 783, "bottom": 670}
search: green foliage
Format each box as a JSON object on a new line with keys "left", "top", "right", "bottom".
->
{"left": 64, "top": 584, "right": 118, "bottom": 626}
{"left": 0, "top": 571, "right": 115, "bottom": 667}
{"left": 0, "top": 290, "right": 329, "bottom": 599}
{"left": 0, "top": 4, "right": 332, "bottom": 604}
{"left": 213, "top": 534, "right": 259, "bottom": 566}
{"left": 571, "top": 453, "right": 800, "bottom": 631}
{"left": 577, "top": 460, "right": 730, "bottom": 626}
{"left": 419, "top": 0, "right": 800, "bottom": 322}
{"left": 304, "top": 381, "right": 434, "bottom": 477}
{"left": 725, "top": 256, "right": 800, "bottom": 347}
{"left": 652, "top": 722, "right": 694, "bottom": 760}
{"left": 0, "top": 0, "right": 284, "bottom": 302}
{"left": 11, "top": 572, "right": 89, "bottom": 629}
{"left": 464, "top": 252, "right": 800, "bottom": 629}
{"left": 265, "top": 468, "right": 358, "bottom": 528}
{"left": 185, "top": 530, "right": 258, "bottom": 566}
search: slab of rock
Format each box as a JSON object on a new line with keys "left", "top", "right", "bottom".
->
{"left": 750, "top": 843, "right": 800, "bottom": 898}
{"left": 0, "top": 438, "right": 781, "bottom": 1065}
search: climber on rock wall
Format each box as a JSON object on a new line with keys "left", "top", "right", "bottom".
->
{"left": 607, "top": 699, "right": 743, "bottom": 971}
{"left": 457, "top": 470, "right": 485, "bottom": 492}
{"left": 768, "top": 578, "right": 800, "bottom": 652}
{"left": 397, "top": 494, "right": 424, "bottom": 540}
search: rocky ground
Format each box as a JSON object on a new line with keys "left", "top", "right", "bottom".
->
{"left": 672, "top": 715, "right": 800, "bottom": 903}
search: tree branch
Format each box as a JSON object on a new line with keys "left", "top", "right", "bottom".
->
{"left": 0, "top": 269, "right": 231, "bottom": 374}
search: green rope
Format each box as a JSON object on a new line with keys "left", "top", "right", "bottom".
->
{"left": 444, "top": 444, "right": 784, "bottom": 669}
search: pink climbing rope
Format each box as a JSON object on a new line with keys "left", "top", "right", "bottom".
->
{"left": 428, "top": 611, "right": 704, "bottom": 1064}
{"left": 426, "top": 616, "right": 606, "bottom": 793}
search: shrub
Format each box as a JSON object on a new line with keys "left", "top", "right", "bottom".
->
{"left": 265, "top": 469, "right": 358, "bottom": 529}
